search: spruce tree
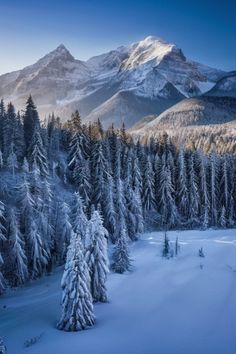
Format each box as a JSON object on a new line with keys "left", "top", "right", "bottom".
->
{"left": 142, "top": 155, "right": 155, "bottom": 213}
{"left": 210, "top": 152, "right": 219, "bottom": 226}
{"left": 85, "top": 210, "right": 109, "bottom": 302}
{"left": 0, "top": 99, "right": 6, "bottom": 153}
{"left": 57, "top": 233, "right": 95, "bottom": 332}
{"left": 159, "top": 154, "right": 178, "bottom": 228}
{"left": 3, "top": 102, "right": 16, "bottom": 162}
{"left": 162, "top": 231, "right": 170, "bottom": 258}
{"left": 103, "top": 175, "right": 117, "bottom": 241}
{"left": 71, "top": 193, "right": 88, "bottom": 245}
{"left": 198, "top": 151, "right": 210, "bottom": 229}
{"left": 23, "top": 95, "right": 40, "bottom": 150}
{"left": 112, "top": 227, "right": 131, "bottom": 273}
{"left": 177, "top": 149, "right": 188, "bottom": 221}
{"left": 0, "top": 201, "right": 6, "bottom": 294}
{"left": 54, "top": 201, "right": 73, "bottom": 264}
{"left": 28, "top": 127, "right": 48, "bottom": 176}
{"left": 7, "top": 143, "right": 18, "bottom": 177}
{"left": 188, "top": 154, "right": 200, "bottom": 226}
{"left": 90, "top": 140, "right": 106, "bottom": 209}
{"left": 29, "top": 220, "right": 49, "bottom": 279}
{"left": 219, "top": 206, "right": 226, "bottom": 228}
{"left": 7, "top": 208, "right": 28, "bottom": 286}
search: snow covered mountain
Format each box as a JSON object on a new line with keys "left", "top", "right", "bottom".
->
{"left": 132, "top": 96, "right": 236, "bottom": 136}
{"left": 206, "top": 71, "right": 236, "bottom": 98}
{"left": 0, "top": 36, "right": 226, "bottom": 127}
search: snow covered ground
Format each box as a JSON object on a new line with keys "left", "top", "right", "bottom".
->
{"left": 1, "top": 229, "right": 236, "bottom": 354}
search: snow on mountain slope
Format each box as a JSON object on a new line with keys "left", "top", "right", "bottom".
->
{"left": 120, "top": 36, "right": 176, "bottom": 70}
{"left": 84, "top": 84, "right": 185, "bottom": 129}
{"left": 1, "top": 229, "right": 236, "bottom": 354}
{"left": 0, "top": 36, "right": 227, "bottom": 126}
{"left": 206, "top": 72, "right": 236, "bottom": 98}
{"left": 133, "top": 96, "right": 236, "bottom": 134}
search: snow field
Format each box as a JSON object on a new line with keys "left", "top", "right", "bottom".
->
{"left": 1, "top": 229, "right": 236, "bottom": 354}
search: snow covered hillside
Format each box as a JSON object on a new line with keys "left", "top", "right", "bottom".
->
{"left": 1, "top": 229, "right": 236, "bottom": 354}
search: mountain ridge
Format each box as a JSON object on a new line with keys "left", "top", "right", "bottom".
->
{"left": 0, "top": 36, "right": 228, "bottom": 127}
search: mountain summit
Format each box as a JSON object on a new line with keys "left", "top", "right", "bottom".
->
{"left": 0, "top": 36, "right": 227, "bottom": 127}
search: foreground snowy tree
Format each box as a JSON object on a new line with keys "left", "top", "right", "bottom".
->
{"left": 85, "top": 210, "right": 109, "bottom": 302}
{"left": 57, "top": 233, "right": 95, "bottom": 332}
{"left": 112, "top": 227, "right": 131, "bottom": 273}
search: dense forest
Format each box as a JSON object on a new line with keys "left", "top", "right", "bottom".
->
{"left": 0, "top": 96, "right": 236, "bottom": 318}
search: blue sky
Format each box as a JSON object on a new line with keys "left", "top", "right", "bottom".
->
{"left": 0, "top": 0, "right": 235, "bottom": 74}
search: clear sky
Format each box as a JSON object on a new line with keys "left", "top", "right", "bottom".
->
{"left": 0, "top": 0, "right": 235, "bottom": 75}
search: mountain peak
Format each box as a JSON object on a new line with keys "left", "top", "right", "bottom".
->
{"left": 50, "top": 44, "right": 73, "bottom": 58}
{"left": 121, "top": 35, "right": 177, "bottom": 71}
{"left": 137, "top": 35, "right": 175, "bottom": 48}
{"left": 56, "top": 43, "right": 67, "bottom": 50}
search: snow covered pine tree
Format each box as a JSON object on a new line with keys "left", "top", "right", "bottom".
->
{"left": 112, "top": 227, "right": 132, "bottom": 273}
{"left": 57, "top": 232, "right": 95, "bottom": 331}
{"left": 85, "top": 210, "right": 109, "bottom": 302}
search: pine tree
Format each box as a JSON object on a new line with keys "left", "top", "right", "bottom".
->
{"left": 29, "top": 220, "right": 49, "bottom": 279}
{"left": 188, "top": 154, "right": 200, "bottom": 226}
{"left": 126, "top": 186, "right": 144, "bottom": 241}
{"left": 0, "top": 99, "right": 6, "bottom": 153}
{"left": 23, "top": 95, "right": 40, "bottom": 150}
{"left": 17, "top": 177, "right": 49, "bottom": 279}
{"left": 142, "top": 155, "right": 155, "bottom": 213}
{"left": 177, "top": 149, "right": 188, "bottom": 220}
{"left": 3, "top": 102, "right": 16, "bottom": 162}
{"left": 210, "top": 152, "right": 219, "bottom": 226}
{"left": 57, "top": 233, "right": 95, "bottom": 332}
{"left": 7, "top": 208, "right": 28, "bottom": 286}
{"left": 0, "top": 150, "right": 3, "bottom": 169}
{"left": 14, "top": 111, "right": 25, "bottom": 164}
{"left": 28, "top": 126, "right": 48, "bottom": 176}
{"left": 7, "top": 143, "right": 18, "bottom": 177}
{"left": 197, "top": 151, "right": 210, "bottom": 229}
{"left": 91, "top": 140, "right": 106, "bottom": 209}
{"left": 159, "top": 154, "right": 178, "bottom": 228}
{"left": 219, "top": 206, "right": 226, "bottom": 228}
{"left": 54, "top": 201, "right": 73, "bottom": 264}
{"left": 111, "top": 143, "right": 127, "bottom": 240}
{"left": 0, "top": 201, "right": 6, "bottom": 294}
{"left": 73, "top": 158, "right": 91, "bottom": 208}
{"left": 85, "top": 210, "right": 109, "bottom": 302}
{"left": 103, "top": 175, "right": 117, "bottom": 241}
{"left": 71, "top": 193, "right": 88, "bottom": 245}
{"left": 112, "top": 227, "right": 131, "bottom": 273}
{"left": 162, "top": 231, "right": 170, "bottom": 258}
{"left": 22, "top": 157, "right": 29, "bottom": 173}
